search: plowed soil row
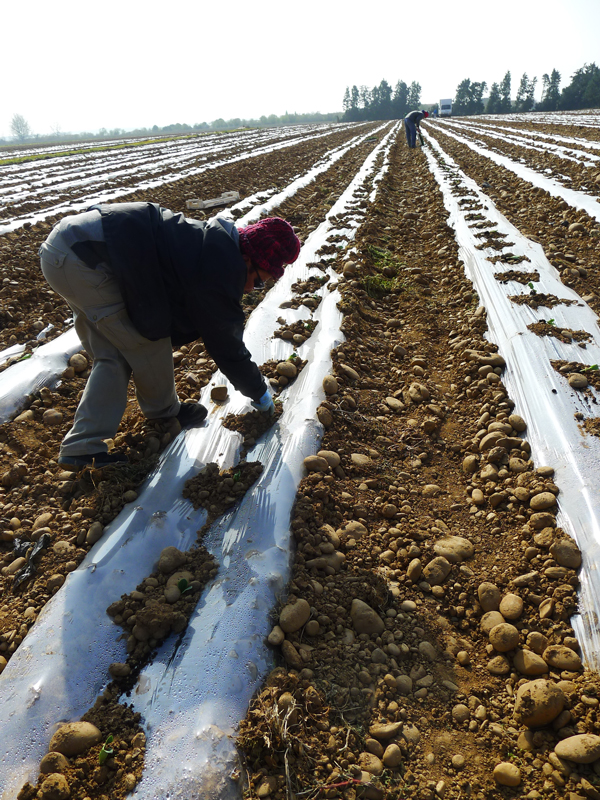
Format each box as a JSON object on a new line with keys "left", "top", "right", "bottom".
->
{"left": 0, "top": 125, "right": 366, "bottom": 221}
{"left": 431, "top": 121, "right": 600, "bottom": 197}
{"left": 465, "top": 118, "right": 600, "bottom": 144}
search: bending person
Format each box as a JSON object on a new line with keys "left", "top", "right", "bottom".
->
{"left": 39, "top": 203, "right": 300, "bottom": 469}
{"left": 404, "top": 109, "right": 429, "bottom": 148}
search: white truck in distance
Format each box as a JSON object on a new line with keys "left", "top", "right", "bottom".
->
{"left": 439, "top": 99, "right": 452, "bottom": 117}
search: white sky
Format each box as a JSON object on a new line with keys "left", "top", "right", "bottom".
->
{"left": 2, "top": 0, "right": 599, "bottom": 139}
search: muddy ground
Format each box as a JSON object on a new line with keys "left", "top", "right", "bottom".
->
{"left": 2, "top": 117, "right": 600, "bottom": 800}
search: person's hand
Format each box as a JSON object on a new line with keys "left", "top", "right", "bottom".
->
{"left": 251, "top": 389, "right": 275, "bottom": 415}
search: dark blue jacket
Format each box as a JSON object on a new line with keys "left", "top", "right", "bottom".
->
{"left": 93, "top": 202, "right": 266, "bottom": 401}
{"left": 405, "top": 110, "right": 426, "bottom": 125}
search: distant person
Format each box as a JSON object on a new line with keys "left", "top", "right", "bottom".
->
{"left": 404, "top": 109, "right": 429, "bottom": 148}
{"left": 39, "top": 204, "right": 301, "bottom": 469}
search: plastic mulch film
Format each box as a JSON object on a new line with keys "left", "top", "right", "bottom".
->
{"left": 429, "top": 121, "right": 600, "bottom": 223}
{"left": 0, "top": 124, "right": 399, "bottom": 800}
{"left": 0, "top": 327, "right": 81, "bottom": 424}
{"left": 423, "top": 129, "right": 600, "bottom": 670}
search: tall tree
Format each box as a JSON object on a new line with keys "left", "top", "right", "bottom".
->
{"left": 538, "top": 69, "right": 561, "bottom": 111}
{"left": 406, "top": 81, "right": 422, "bottom": 110}
{"left": 392, "top": 80, "right": 409, "bottom": 118}
{"left": 486, "top": 83, "right": 502, "bottom": 114}
{"left": 377, "top": 79, "right": 393, "bottom": 119}
{"left": 10, "top": 113, "right": 31, "bottom": 142}
{"left": 514, "top": 73, "right": 537, "bottom": 112}
{"left": 560, "top": 63, "right": 600, "bottom": 110}
{"left": 453, "top": 79, "right": 487, "bottom": 115}
{"left": 499, "top": 71, "right": 512, "bottom": 113}
{"left": 342, "top": 87, "right": 351, "bottom": 114}
{"left": 453, "top": 79, "right": 472, "bottom": 115}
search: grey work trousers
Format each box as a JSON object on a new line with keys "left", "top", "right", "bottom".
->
{"left": 39, "top": 227, "right": 180, "bottom": 457}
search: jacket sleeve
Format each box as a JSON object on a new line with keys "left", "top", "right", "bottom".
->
{"left": 198, "top": 294, "right": 267, "bottom": 401}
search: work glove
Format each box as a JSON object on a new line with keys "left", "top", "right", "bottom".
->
{"left": 251, "top": 388, "right": 275, "bottom": 415}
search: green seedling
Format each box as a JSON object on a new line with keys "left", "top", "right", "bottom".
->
{"left": 288, "top": 352, "right": 298, "bottom": 361}
{"left": 583, "top": 364, "right": 599, "bottom": 372}
{"left": 98, "top": 735, "right": 114, "bottom": 766}
{"left": 18, "top": 354, "right": 32, "bottom": 361}
{"left": 233, "top": 470, "right": 242, "bottom": 482}
{"left": 528, "top": 282, "right": 538, "bottom": 295}
{"left": 177, "top": 577, "right": 193, "bottom": 595}
{"left": 547, "top": 319, "right": 555, "bottom": 326}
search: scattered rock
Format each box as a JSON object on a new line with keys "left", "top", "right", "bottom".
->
{"left": 433, "top": 536, "right": 473, "bottom": 563}
{"left": 350, "top": 599, "right": 385, "bottom": 635}
{"left": 49, "top": 721, "right": 102, "bottom": 756}
{"left": 493, "top": 762, "right": 521, "bottom": 786}
{"left": 279, "top": 598, "right": 311, "bottom": 633}
{"left": 515, "top": 679, "right": 565, "bottom": 727}
{"left": 555, "top": 734, "right": 600, "bottom": 764}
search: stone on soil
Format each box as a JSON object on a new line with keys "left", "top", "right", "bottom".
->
{"left": 478, "top": 582, "right": 501, "bottom": 611}
{"left": 513, "top": 649, "right": 549, "bottom": 676}
{"left": 279, "top": 598, "right": 311, "bottom": 633}
{"left": 157, "top": 546, "right": 187, "bottom": 574}
{"left": 40, "top": 773, "right": 70, "bottom": 800}
{"left": 543, "top": 644, "right": 582, "bottom": 671}
{"left": 422, "top": 556, "right": 451, "bottom": 585}
{"left": 555, "top": 734, "right": 600, "bottom": 764}
{"left": 481, "top": 611, "right": 505, "bottom": 634}
{"left": 39, "top": 752, "right": 70, "bottom": 774}
{"left": 550, "top": 538, "right": 582, "bottom": 569}
{"left": 489, "top": 623, "right": 520, "bottom": 652}
{"left": 530, "top": 491, "right": 557, "bottom": 511}
{"left": 304, "top": 455, "right": 329, "bottom": 473}
{"left": 515, "top": 679, "right": 565, "bottom": 727}
{"left": 322, "top": 375, "right": 338, "bottom": 394}
{"left": 350, "top": 599, "right": 385, "bottom": 635}
{"left": 49, "top": 721, "right": 102, "bottom": 756}
{"left": 433, "top": 536, "right": 473, "bottom": 563}
{"left": 493, "top": 762, "right": 521, "bottom": 786}
{"left": 499, "top": 593, "right": 523, "bottom": 620}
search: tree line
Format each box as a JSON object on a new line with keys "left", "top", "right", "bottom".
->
{"left": 342, "top": 80, "right": 421, "bottom": 122}
{"left": 3, "top": 110, "right": 340, "bottom": 146}
{"left": 446, "top": 62, "right": 600, "bottom": 116}
{"left": 342, "top": 62, "right": 600, "bottom": 120}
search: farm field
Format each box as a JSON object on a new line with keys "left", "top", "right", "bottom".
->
{"left": 1, "top": 112, "right": 600, "bottom": 800}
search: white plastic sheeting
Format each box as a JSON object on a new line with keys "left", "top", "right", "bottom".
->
{"left": 442, "top": 119, "right": 600, "bottom": 168}
{"left": 0, "top": 328, "right": 81, "bottom": 424}
{"left": 479, "top": 111, "right": 600, "bottom": 128}
{"left": 450, "top": 120, "right": 600, "bottom": 153}
{"left": 0, "top": 123, "right": 398, "bottom": 800}
{"left": 428, "top": 122, "right": 600, "bottom": 223}
{"left": 1, "top": 123, "right": 366, "bottom": 234}
{"left": 423, "top": 129, "right": 600, "bottom": 669}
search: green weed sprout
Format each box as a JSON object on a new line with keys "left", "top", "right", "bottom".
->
{"left": 99, "top": 735, "right": 114, "bottom": 765}
{"left": 547, "top": 319, "right": 555, "bottom": 326}
{"left": 177, "top": 578, "right": 193, "bottom": 595}
{"left": 528, "top": 282, "right": 538, "bottom": 295}
{"left": 583, "top": 364, "right": 599, "bottom": 372}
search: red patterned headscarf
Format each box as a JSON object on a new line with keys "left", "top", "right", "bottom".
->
{"left": 238, "top": 217, "right": 300, "bottom": 280}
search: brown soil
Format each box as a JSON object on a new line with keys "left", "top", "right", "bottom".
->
{"left": 494, "top": 271, "right": 540, "bottom": 284}
{"left": 509, "top": 292, "right": 575, "bottom": 309}
{"left": 183, "top": 461, "right": 264, "bottom": 519}
{"left": 528, "top": 322, "right": 592, "bottom": 343}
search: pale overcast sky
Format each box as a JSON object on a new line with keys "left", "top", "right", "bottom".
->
{"left": 2, "top": 0, "right": 599, "bottom": 139}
